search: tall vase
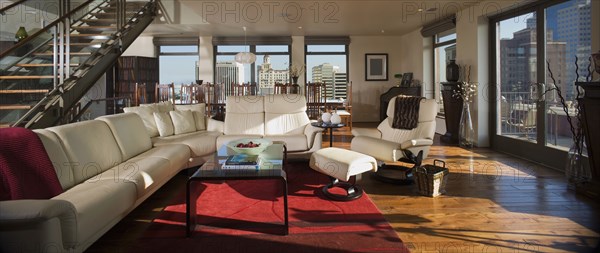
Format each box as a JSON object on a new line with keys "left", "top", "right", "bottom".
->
{"left": 446, "top": 60, "right": 459, "bottom": 82}
{"left": 565, "top": 143, "right": 591, "bottom": 189}
{"left": 458, "top": 101, "right": 474, "bottom": 148}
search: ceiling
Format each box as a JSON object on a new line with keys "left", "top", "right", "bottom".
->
{"left": 143, "top": 0, "right": 497, "bottom": 37}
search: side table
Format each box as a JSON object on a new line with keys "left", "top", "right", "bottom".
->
{"left": 311, "top": 122, "right": 345, "bottom": 147}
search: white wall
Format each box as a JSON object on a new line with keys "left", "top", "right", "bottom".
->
{"left": 456, "top": 9, "right": 491, "bottom": 147}
{"left": 122, "top": 36, "right": 156, "bottom": 57}
{"left": 349, "top": 36, "right": 406, "bottom": 122}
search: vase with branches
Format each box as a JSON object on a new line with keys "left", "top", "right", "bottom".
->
{"left": 452, "top": 65, "right": 477, "bottom": 148}
{"left": 289, "top": 64, "right": 305, "bottom": 85}
{"left": 542, "top": 57, "right": 593, "bottom": 188}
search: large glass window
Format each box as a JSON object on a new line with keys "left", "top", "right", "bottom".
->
{"left": 433, "top": 29, "right": 456, "bottom": 115}
{"left": 305, "top": 45, "right": 348, "bottom": 100}
{"left": 214, "top": 44, "right": 290, "bottom": 94}
{"left": 159, "top": 45, "right": 199, "bottom": 86}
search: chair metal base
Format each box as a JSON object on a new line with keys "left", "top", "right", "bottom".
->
{"left": 371, "top": 165, "right": 415, "bottom": 185}
{"left": 322, "top": 178, "right": 363, "bottom": 201}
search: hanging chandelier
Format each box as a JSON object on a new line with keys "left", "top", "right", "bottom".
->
{"left": 235, "top": 26, "right": 256, "bottom": 64}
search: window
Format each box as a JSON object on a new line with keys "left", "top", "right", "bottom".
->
{"left": 157, "top": 42, "right": 199, "bottom": 87}
{"left": 433, "top": 29, "right": 456, "bottom": 115}
{"left": 305, "top": 44, "right": 349, "bottom": 100}
{"left": 213, "top": 38, "right": 291, "bottom": 94}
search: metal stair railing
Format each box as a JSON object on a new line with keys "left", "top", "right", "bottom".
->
{"left": 1, "top": 0, "right": 156, "bottom": 128}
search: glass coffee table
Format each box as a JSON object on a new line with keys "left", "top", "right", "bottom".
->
{"left": 186, "top": 142, "right": 288, "bottom": 237}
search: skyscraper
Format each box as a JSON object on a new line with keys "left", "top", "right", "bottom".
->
{"left": 215, "top": 61, "right": 244, "bottom": 85}
{"left": 555, "top": 0, "right": 591, "bottom": 100}
{"left": 312, "top": 63, "right": 346, "bottom": 99}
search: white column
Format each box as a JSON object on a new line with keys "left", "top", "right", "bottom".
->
{"left": 198, "top": 36, "right": 214, "bottom": 83}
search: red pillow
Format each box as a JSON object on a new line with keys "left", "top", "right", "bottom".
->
{"left": 0, "top": 127, "right": 63, "bottom": 200}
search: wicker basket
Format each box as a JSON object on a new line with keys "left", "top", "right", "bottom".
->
{"left": 414, "top": 160, "right": 448, "bottom": 197}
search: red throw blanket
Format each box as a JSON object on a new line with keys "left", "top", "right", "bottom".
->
{"left": 0, "top": 127, "right": 63, "bottom": 200}
{"left": 392, "top": 95, "right": 424, "bottom": 129}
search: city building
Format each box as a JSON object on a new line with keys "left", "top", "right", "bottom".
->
{"left": 257, "top": 55, "right": 289, "bottom": 89}
{"left": 215, "top": 61, "right": 244, "bottom": 85}
{"left": 312, "top": 63, "right": 347, "bottom": 99}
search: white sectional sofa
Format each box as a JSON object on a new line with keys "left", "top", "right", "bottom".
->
{"left": 0, "top": 113, "right": 201, "bottom": 253}
{"left": 0, "top": 94, "right": 322, "bottom": 252}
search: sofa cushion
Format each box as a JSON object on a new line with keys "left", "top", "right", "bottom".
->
{"left": 153, "top": 131, "right": 220, "bottom": 158}
{"left": 175, "top": 104, "right": 206, "bottom": 130}
{"left": 155, "top": 101, "right": 174, "bottom": 112}
{"left": 224, "top": 96, "right": 264, "bottom": 135}
{"left": 52, "top": 178, "right": 137, "bottom": 248}
{"left": 263, "top": 95, "right": 310, "bottom": 135}
{"left": 48, "top": 121, "right": 123, "bottom": 185}
{"left": 34, "top": 129, "right": 75, "bottom": 190}
{"left": 135, "top": 144, "right": 191, "bottom": 171}
{"left": 103, "top": 157, "right": 173, "bottom": 198}
{"left": 264, "top": 134, "right": 309, "bottom": 152}
{"left": 154, "top": 112, "right": 174, "bottom": 137}
{"left": 169, "top": 110, "right": 196, "bottom": 135}
{"left": 97, "top": 113, "right": 153, "bottom": 161}
{"left": 123, "top": 105, "right": 159, "bottom": 137}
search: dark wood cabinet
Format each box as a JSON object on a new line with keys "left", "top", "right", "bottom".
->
{"left": 380, "top": 86, "right": 422, "bottom": 121}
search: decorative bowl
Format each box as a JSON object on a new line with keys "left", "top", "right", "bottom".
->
{"left": 227, "top": 138, "right": 272, "bottom": 155}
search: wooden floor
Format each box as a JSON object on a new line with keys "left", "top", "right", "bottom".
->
{"left": 88, "top": 123, "right": 600, "bottom": 253}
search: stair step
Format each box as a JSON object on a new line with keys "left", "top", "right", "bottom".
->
{"left": 48, "top": 42, "right": 103, "bottom": 48}
{"left": 81, "top": 18, "right": 116, "bottom": 24}
{"left": 69, "top": 34, "right": 112, "bottom": 39}
{"left": 100, "top": 6, "right": 144, "bottom": 11}
{"left": 0, "top": 89, "right": 49, "bottom": 94}
{"left": 72, "top": 26, "right": 116, "bottom": 31}
{"left": 0, "top": 76, "right": 54, "bottom": 80}
{"left": 0, "top": 104, "right": 32, "bottom": 110}
{"left": 16, "top": 63, "right": 79, "bottom": 67}
{"left": 33, "top": 51, "right": 92, "bottom": 56}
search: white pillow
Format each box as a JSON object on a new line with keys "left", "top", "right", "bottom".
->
{"left": 176, "top": 103, "right": 206, "bottom": 130}
{"left": 156, "top": 101, "right": 174, "bottom": 112}
{"left": 169, "top": 110, "right": 196, "bottom": 135}
{"left": 123, "top": 106, "right": 159, "bottom": 137}
{"left": 153, "top": 112, "right": 174, "bottom": 137}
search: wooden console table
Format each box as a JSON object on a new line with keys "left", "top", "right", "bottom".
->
{"left": 380, "top": 86, "right": 422, "bottom": 121}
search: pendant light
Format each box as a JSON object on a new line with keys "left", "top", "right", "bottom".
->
{"left": 235, "top": 26, "right": 256, "bottom": 64}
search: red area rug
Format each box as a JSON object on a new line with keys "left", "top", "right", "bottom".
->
{"left": 133, "top": 162, "right": 408, "bottom": 253}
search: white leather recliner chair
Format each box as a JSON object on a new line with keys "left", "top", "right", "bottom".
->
{"left": 351, "top": 96, "right": 438, "bottom": 183}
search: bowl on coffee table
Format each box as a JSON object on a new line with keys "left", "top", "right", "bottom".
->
{"left": 227, "top": 138, "right": 272, "bottom": 155}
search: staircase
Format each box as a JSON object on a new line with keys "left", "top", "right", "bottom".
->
{"left": 0, "top": 0, "right": 156, "bottom": 129}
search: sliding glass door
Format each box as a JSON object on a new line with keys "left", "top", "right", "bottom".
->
{"left": 491, "top": 0, "right": 592, "bottom": 169}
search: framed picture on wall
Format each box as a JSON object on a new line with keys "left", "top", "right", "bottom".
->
{"left": 365, "top": 53, "right": 388, "bottom": 81}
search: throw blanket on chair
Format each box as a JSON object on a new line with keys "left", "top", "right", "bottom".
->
{"left": 0, "top": 127, "right": 63, "bottom": 200}
{"left": 392, "top": 96, "right": 424, "bottom": 129}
